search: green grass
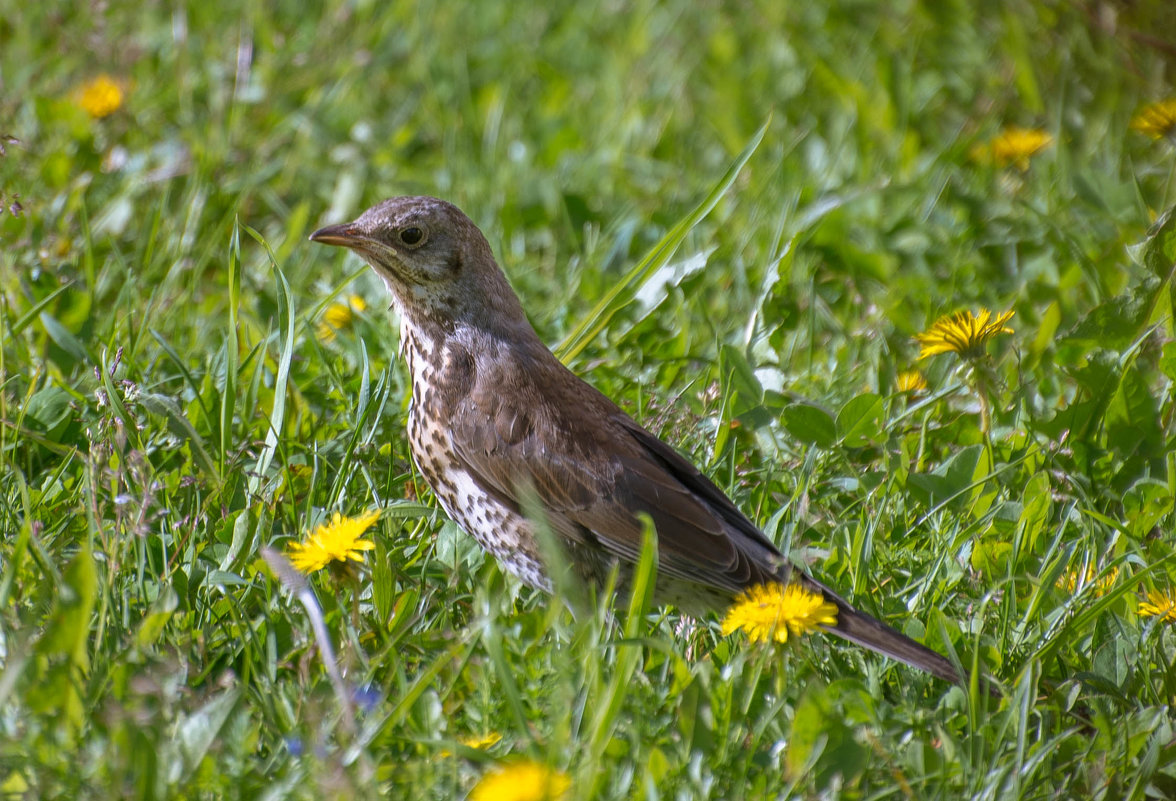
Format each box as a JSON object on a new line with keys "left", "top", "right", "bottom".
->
{"left": 4, "top": 0, "right": 1176, "bottom": 798}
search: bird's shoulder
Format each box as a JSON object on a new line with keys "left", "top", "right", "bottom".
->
{"left": 449, "top": 332, "right": 623, "bottom": 449}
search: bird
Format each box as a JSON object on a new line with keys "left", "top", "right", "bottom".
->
{"left": 310, "top": 195, "right": 972, "bottom": 689}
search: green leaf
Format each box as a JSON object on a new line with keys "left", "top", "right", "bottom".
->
{"left": 945, "top": 444, "right": 986, "bottom": 493}
{"left": 219, "top": 507, "right": 255, "bottom": 573}
{"left": 173, "top": 688, "right": 242, "bottom": 782}
{"left": 624, "top": 516, "right": 659, "bottom": 632}
{"left": 37, "top": 547, "right": 98, "bottom": 665}
{"left": 782, "top": 403, "right": 838, "bottom": 448}
{"left": 1060, "top": 276, "right": 1159, "bottom": 350}
{"left": 968, "top": 443, "right": 997, "bottom": 518}
{"left": 585, "top": 517, "right": 659, "bottom": 797}
{"left": 99, "top": 349, "right": 145, "bottom": 456}
{"left": 785, "top": 686, "right": 866, "bottom": 785}
{"left": 378, "top": 500, "right": 438, "bottom": 520}
{"left": 27, "top": 548, "right": 99, "bottom": 733}
{"left": 1122, "top": 479, "right": 1172, "bottom": 539}
{"left": 39, "top": 312, "right": 89, "bottom": 363}
{"left": 905, "top": 472, "right": 957, "bottom": 509}
{"left": 1160, "top": 341, "right": 1176, "bottom": 381}
{"left": 1067, "top": 350, "right": 1120, "bottom": 396}
{"left": 971, "top": 539, "right": 1013, "bottom": 577}
{"left": 836, "top": 393, "right": 884, "bottom": 447}
{"left": 1018, "top": 471, "right": 1052, "bottom": 555}
{"left": 1105, "top": 365, "right": 1162, "bottom": 460}
{"left": 1137, "top": 204, "right": 1176, "bottom": 279}
{"left": 140, "top": 392, "right": 219, "bottom": 480}
{"left": 135, "top": 586, "right": 179, "bottom": 648}
{"left": 8, "top": 282, "right": 73, "bottom": 337}
{"left": 204, "top": 569, "right": 250, "bottom": 587}
{"left": 241, "top": 225, "right": 293, "bottom": 498}
{"left": 906, "top": 445, "right": 988, "bottom": 510}
{"left": 220, "top": 222, "right": 241, "bottom": 476}
{"left": 719, "top": 343, "right": 764, "bottom": 416}
{"left": 22, "top": 386, "right": 74, "bottom": 440}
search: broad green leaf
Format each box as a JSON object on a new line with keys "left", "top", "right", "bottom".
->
{"left": 968, "top": 443, "right": 997, "bottom": 519}
{"left": 173, "top": 687, "right": 242, "bottom": 782}
{"left": 1122, "top": 479, "right": 1173, "bottom": 539}
{"left": 971, "top": 539, "right": 1013, "bottom": 577}
{"left": 1060, "top": 276, "right": 1159, "bottom": 350}
{"left": 719, "top": 343, "right": 764, "bottom": 415}
{"left": 1137, "top": 205, "right": 1176, "bottom": 279}
{"left": 1105, "top": 365, "right": 1162, "bottom": 460}
{"left": 836, "top": 393, "right": 884, "bottom": 447}
{"left": 1161, "top": 341, "right": 1176, "bottom": 381}
{"left": 1018, "top": 471, "right": 1052, "bottom": 555}
{"left": 22, "top": 386, "right": 73, "bottom": 440}
{"left": 782, "top": 403, "right": 838, "bottom": 449}
{"left": 40, "top": 312, "right": 89, "bottom": 363}
{"left": 786, "top": 687, "right": 866, "bottom": 786}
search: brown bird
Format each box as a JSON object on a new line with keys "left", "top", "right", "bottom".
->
{"left": 311, "top": 196, "right": 970, "bottom": 688}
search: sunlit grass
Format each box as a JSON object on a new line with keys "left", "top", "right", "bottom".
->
{"left": 2, "top": 1, "right": 1176, "bottom": 799}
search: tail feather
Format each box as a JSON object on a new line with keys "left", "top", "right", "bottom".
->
{"left": 795, "top": 573, "right": 991, "bottom": 692}
{"left": 824, "top": 593, "right": 963, "bottom": 686}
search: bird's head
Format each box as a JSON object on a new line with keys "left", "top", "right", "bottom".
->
{"left": 311, "top": 196, "right": 528, "bottom": 337}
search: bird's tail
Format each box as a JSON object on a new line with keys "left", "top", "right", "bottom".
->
{"left": 795, "top": 572, "right": 988, "bottom": 691}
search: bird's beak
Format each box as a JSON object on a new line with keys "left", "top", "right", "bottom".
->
{"left": 309, "top": 222, "right": 364, "bottom": 248}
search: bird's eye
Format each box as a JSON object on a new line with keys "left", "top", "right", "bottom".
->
{"left": 399, "top": 226, "right": 425, "bottom": 246}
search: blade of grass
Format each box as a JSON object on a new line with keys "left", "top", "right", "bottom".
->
{"left": 220, "top": 221, "right": 241, "bottom": 475}
{"left": 242, "top": 225, "right": 295, "bottom": 498}
{"left": 554, "top": 118, "right": 770, "bottom": 364}
{"left": 583, "top": 516, "right": 658, "bottom": 797}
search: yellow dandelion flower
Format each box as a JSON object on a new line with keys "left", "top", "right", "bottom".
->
{"left": 470, "top": 761, "right": 570, "bottom": 801}
{"left": 1057, "top": 565, "right": 1118, "bottom": 596}
{"left": 896, "top": 370, "right": 928, "bottom": 394}
{"left": 915, "top": 309, "right": 1014, "bottom": 361}
{"left": 721, "top": 582, "right": 838, "bottom": 644}
{"left": 440, "top": 731, "right": 503, "bottom": 758}
{"left": 461, "top": 732, "right": 503, "bottom": 749}
{"left": 1138, "top": 588, "right": 1176, "bottom": 622}
{"left": 316, "top": 294, "right": 367, "bottom": 342}
{"left": 1130, "top": 99, "right": 1176, "bottom": 140}
{"left": 77, "top": 75, "right": 124, "bottom": 119}
{"left": 972, "top": 127, "right": 1053, "bottom": 170}
{"left": 287, "top": 509, "right": 379, "bottom": 574}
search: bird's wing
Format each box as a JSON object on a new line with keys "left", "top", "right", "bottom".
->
{"left": 447, "top": 384, "right": 784, "bottom": 594}
{"left": 448, "top": 374, "right": 974, "bottom": 689}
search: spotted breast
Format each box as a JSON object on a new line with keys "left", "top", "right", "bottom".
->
{"left": 400, "top": 319, "right": 551, "bottom": 592}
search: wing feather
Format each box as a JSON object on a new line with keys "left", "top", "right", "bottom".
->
{"left": 447, "top": 383, "right": 781, "bottom": 594}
